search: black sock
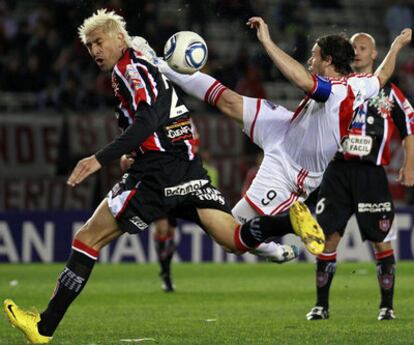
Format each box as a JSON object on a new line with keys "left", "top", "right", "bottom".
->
{"left": 315, "top": 254, "right": 337, "bottom": 309}
{"left": 238, "top": 212, "right": 294, "bottom": 249}
{"left": 38, "top": 248, "right": 97, "bottom": 337}
{"left": 154, "top": 235, "right": 176, "bottom": 276}
{"left": 376, "top": 252, "right": 395, "bottom": 309}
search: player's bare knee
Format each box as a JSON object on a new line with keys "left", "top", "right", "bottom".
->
{"left": 372, "top": 241, "right": 393, "bottom": 253}
{"left": 324, "top": 232, "right": 341, "bottom": 252}
{"left": 221, "top": 244, "right": 242, "bottom": 255}
{"left": 73, "top": 222, "right": 95, "bottom": 247}
{"left": 73, "top": 220, "right": 107, "bottom": 250}
{"left": 153, "top": 219, "right": 170, "bottom": 236}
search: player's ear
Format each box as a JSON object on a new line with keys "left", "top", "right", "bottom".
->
{"left": 324, "top": 55, "right": 333, "bottom": 65}
{"left": 116, "top": 32, "right": 126, "bottom": 49}
{"left": 371, "top": 49, "right": 378, "bottom": 61}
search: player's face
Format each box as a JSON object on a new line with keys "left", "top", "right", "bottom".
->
{"left": 351, "top": 35, "right": 377, "bottom": 73}
{"left": 307, "top": 44, "right": 326, "bottom": 75}
{"left": 85, "top": 28, "right": 124, "bottom": 72}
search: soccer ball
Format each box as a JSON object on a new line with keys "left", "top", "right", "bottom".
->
{"left": 164, "top": 31, "right": 208, "bottom": 74}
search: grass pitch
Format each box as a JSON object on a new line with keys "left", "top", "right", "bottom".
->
{"left": 1, "top": 262, "right": 413, "bottom": 345}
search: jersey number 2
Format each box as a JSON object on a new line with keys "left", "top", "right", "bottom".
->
{"left": 162, "top": 74, "right": 189, "bottom": 118}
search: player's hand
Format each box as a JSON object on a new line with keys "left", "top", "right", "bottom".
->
{"left": 391, "top": 28, "right": 412, "bottom": 50}
{"left": 246, "top": 17, "right": 271, "bottom": 43}
{"left": 67, "top": 155, "right": 101, "bottom": 187}
{"left": 397, "top": 166, "right": 414, "bottom": 187}
{"left": 120, "top": 154, "right": 135, "bottom": 172}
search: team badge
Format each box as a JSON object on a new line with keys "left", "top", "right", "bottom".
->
{"left": 379, "top": 218, "right": 391, "bottom": 232}
{"left": 369, "top": 89, "right": 394, "bottom": 118}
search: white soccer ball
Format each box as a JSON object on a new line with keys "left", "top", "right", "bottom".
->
{"left": 164, "top": 31, "right": 208, "bottom": 74}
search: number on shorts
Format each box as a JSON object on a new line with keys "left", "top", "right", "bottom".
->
{"left": 316, "top": 198, "right": 326, "bottom": 215}
{"left": 261, "top": 190, "right": 277, "bottom": 206}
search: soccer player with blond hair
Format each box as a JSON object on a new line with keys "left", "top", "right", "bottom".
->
{"left": 3, "top": 9, "right": 322, "bottom": 343}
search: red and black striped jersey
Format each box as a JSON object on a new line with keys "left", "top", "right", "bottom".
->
{"left": 95, "top": 48, "right": 198, "bottom": 165}
{"left": 336, "top": 83, "right": 414, "bottom": 165}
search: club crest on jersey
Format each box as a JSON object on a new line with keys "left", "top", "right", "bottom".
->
{"left": 126, "top": 64, "right": 144, "bottom": 90}
{"left": 368, "top": 89, "right": 394, "bottom": 118}
{"left": 379, "top": 218, "right": 391, "bottom": 232}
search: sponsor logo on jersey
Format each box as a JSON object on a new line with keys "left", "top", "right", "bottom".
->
{"left": 368, "top": 89, "right": 394, "bottom": 118}
{"left": 351, "top": 105, "right": 366, "bottom": 129}
{"left": 165, "top": 121, "right": 193, "bottom": 142}
{"left": 165, "top": 179, "right": 209, "bottom": 197}
{"left": 342, "top": 135, "right": 373, "bottom": 156}
{"left": 194, "top": 187, "right": 226, "bottom": 205}
{"left": 129, "top": 216, "right": 148, "bottom": 231}
{"left": 358, "top": 202, "right": 392, "bottom": 213}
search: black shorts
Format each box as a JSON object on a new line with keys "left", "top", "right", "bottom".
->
{"left": 316, "top": 160, "right": 395, "bottom": 243}
{"left": 107, "top": 153, "right": 231, "bottom": 234}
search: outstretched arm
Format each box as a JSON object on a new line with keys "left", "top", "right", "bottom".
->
{"left": 247, "top": 17, "right": 314, "bottom": 93}
{"left": 375, "top": 28, "right": 412, "bottom": 88}
{"left": 159, "top": 62, "right": 244, "bottom": 125}
{"left": 398, "top": 134, "right": 414, "bottom": 187}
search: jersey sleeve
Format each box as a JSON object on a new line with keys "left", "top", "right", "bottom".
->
{"left": 389, "top": 83, "right": 414, "bottom": 139}
{"left": 308, "top": 74, "right": 332, "bottom": 102}
{"left": 95, "top": 103, "right": 160, "bottom": 165}
{"left": 359, "top": 74, "right": 381, "bottom": 100}
{"left": 113, "top": 59, "right": 159, "bottom": 112}
{"left": 242, "top": 97, "right": 292, "bottom": 150}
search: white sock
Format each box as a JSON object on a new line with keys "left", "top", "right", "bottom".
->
{"left": 250, "top": 242, "right": 284, "bottom": 259}
{"left": 159, "top": 62, "right": 227, "bottom": 105}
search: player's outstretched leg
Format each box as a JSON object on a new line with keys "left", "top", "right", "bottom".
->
{"left": 251, "top": 242, "right": 299, "bottom": 263}
{"left": 3, "top": 299, "right": 52, "bottom": 344}
{"left": 289, "top": 201, "right": 325, "bottom": 255}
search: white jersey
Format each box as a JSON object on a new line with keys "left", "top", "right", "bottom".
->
{"left": 283, "top": 74, "right": 380, "bottom": 173}
{"left": 238, "top": 73, "right": 380, "bottom": 216}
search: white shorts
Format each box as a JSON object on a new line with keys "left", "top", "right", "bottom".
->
{"left": 240, "top": 96, "right": 323, "bottom": 216}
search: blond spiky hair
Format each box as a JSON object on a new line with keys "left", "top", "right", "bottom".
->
{"left": 78, "top": 8, "right": 131, "bottom": 46}
{"left": 350, "top": 32, "right": 376, "bottom": 48}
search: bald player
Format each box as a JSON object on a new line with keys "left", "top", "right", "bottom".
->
{"left": 306, "top": 33, "right": 414, "bottom": 321}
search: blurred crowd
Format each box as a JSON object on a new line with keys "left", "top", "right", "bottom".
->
{"left": 0, "top": 0, "right": 413, "bottom": 112}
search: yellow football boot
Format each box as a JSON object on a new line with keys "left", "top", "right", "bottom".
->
{"left": 3, "top": 299, "right": 52, "bottom": 344}
{"left": 289, "top": 201, "right": 325, "bottom": 255}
